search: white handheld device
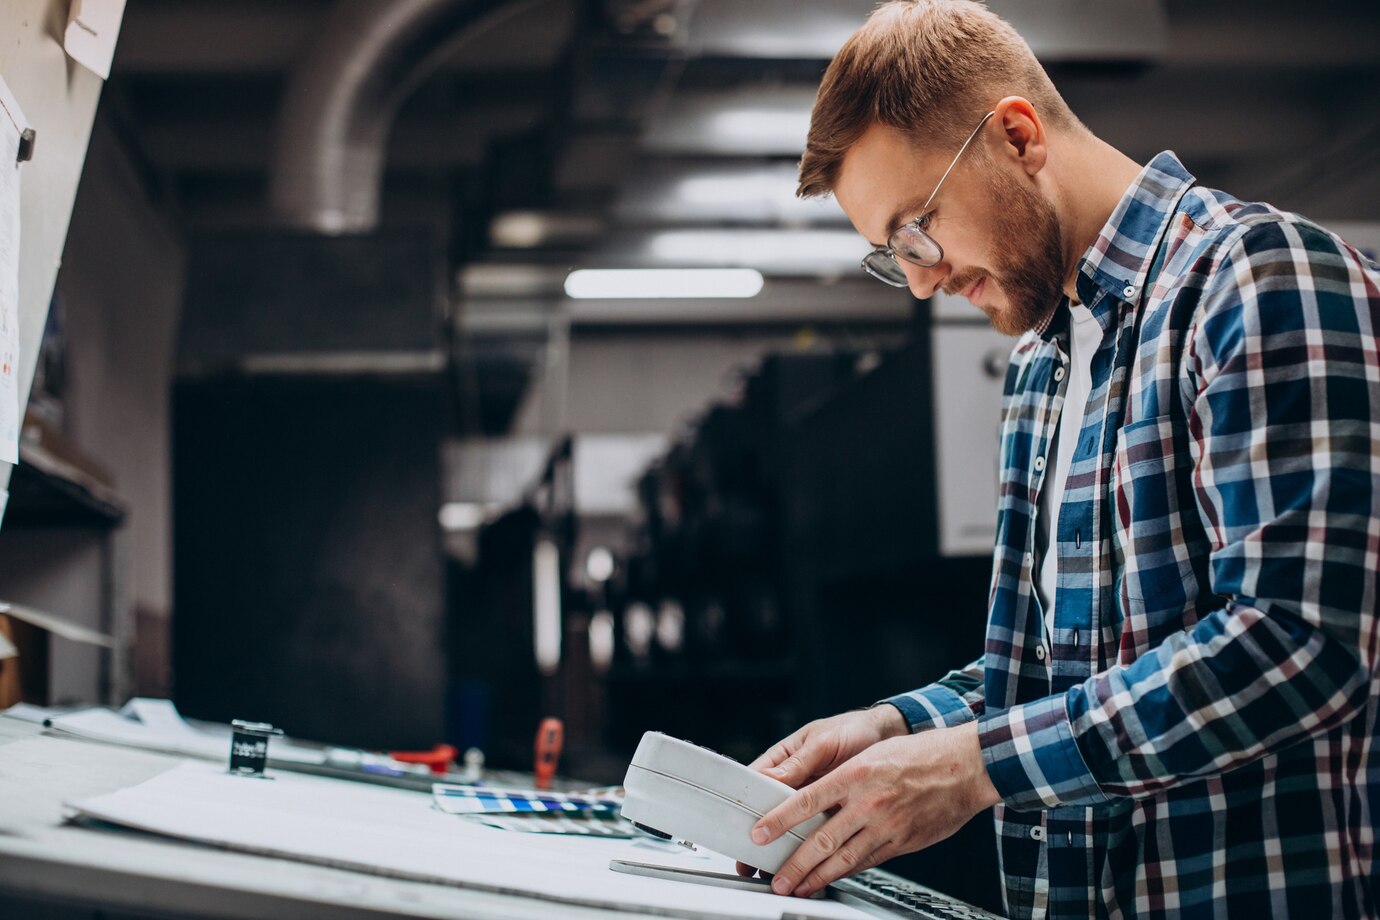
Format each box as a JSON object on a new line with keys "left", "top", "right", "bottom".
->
{"left": 620, "top": 731, "right": 825, "bottom": 874}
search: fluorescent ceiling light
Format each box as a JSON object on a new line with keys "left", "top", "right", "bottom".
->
{"left": 708, "top": 108, "right": 810, "bottom": 144}
{"left": 489, "top": 211, "right": 548, "bottom": 248}
{"left": 564, "top": 268, "right": 764, "bottom": 299}
{"left": 488, "top": 210, "right": 605, "bottom": 249}
{"left": 644, "top": 87, "right": 819, "bottom": 156}
{"left": 647, "top": 229, "right": 863, "bottom": 266}
{"left": 614, "top": 164, "right": 849, "bottom": 226}
{"left": 437, "top": 502, "right": 492, "bottom": 532}
{"left": 675, "top": 171, "right": 793, "bottom": 205}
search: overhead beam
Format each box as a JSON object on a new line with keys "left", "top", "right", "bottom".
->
{"left": 683, "top": 0, "right": 1168, "bottom": 63}
{"left": 1160, "top": 7, "right": 1380, "bottom": 68}
{"left": 114, "top": 0, "right": 577, "bottom": 75}
{"left": 140, "top": 107, "right": 548, "bottom": 171}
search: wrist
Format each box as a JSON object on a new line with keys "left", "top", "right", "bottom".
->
{"left": 961, "top": 721, "right": 1002, "bottom": 809}
{"left": 868, "top": 703, "right": 909, "bottom": 740}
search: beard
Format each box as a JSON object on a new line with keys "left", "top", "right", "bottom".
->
{"left": 945, "top": 166, "right": 1066, "bottom": 336}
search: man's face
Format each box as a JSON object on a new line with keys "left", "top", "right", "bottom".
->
{"left": 834, "top": 122, "right": 1066, "bottom": 336}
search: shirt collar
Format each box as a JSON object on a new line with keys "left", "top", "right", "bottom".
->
{"left": 1075, "top": 151, "right": 1196, "bottom": 313}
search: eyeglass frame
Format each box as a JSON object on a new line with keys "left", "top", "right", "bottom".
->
{"left": 861, "top": 110, "right": 997, "bottom": 287}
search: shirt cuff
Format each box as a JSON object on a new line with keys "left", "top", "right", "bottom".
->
{"left": 883, "top": 686, "right": 979, "bottom": 733}
{"left": 977, "top": 693, "right": 1110, "bottom": 811}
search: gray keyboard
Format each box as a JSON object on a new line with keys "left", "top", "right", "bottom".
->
{"left": 825, "top": 869, "right": 1002, "bottom": 919}
{"left": 609, "top": 859, "right": 1001, "bottom": 919}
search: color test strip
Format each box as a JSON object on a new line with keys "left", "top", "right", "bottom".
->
{"left": 432, "top": 784, "right": 623, "bottom": 816}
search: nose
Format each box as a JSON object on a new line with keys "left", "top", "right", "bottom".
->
{"left": 901, "top": 260, "right": 947, "bottom": 300}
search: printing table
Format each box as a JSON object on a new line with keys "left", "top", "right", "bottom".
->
{"left": 0, "top": 715, "right": 656, "bottom": 920}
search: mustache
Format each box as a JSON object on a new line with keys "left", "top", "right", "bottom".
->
{"left": 943, "top": 269, "right": 991, "bottom": 297}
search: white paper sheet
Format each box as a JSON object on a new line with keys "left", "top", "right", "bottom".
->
{"left": 124, "top": 697, "right": 205, "bottom": 740}
{"left": 46, "top": 701, "right": 327, "bottom": 765}
{"left": 68, "top": 762, "right": 870, "bottom": 920}
{"left": 64, "top": 0, "right": 129, "bottom": 81}
{"left": 1, "top": 702, "right": 55, "bottom": 723}
{"left": 0, "top": 77, "right": 25, "bottom": 466}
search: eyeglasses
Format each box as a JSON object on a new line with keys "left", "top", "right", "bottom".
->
{"left": 861, "top": 111, "right": 996, "bottom": 287}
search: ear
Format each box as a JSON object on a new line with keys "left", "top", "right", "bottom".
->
{"left": 992, "top": 96, "right": 1047, "bottom": 177}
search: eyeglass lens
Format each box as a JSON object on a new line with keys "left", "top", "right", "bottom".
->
{"left": 862, "top": 251, "right": 909, "bottom": 286}
{"left": 892, "top": 224, "right": 942, "bottom": 267}
{"left": 862, "top": 225, "right": 944, "bottom": 287}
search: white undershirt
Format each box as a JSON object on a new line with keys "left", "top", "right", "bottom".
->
{"left": 1036, "top": 303, "right": 1102, "bottom": 641}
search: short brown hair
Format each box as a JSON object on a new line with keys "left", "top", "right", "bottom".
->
{"left": 797, "top": 0, "right": 1081, "bottom": 198}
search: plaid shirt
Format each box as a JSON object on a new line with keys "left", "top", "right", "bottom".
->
{"left": 887, "top": 152, "right": 1380, "bottom": 918}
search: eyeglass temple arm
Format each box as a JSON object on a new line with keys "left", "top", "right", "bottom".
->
{"left": 918, "top": 110, "right": 996, "bottom": 214}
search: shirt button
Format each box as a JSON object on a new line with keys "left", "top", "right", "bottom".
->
{"left": 1030, "top": 826, "right": 1045, "bottom": 842}
{"left": 1035, "top": 645, "right": 1046, "bottom": 660}
{"left": 1024, "top": 552, "right": 1033, "bottom": 566}
{"left": 1053, "top": 367, "right": 1066, "bottom": 382}
{"left": 1034, "top": 456, "right": 1046, "bottom": 472}
{"left": 1123, "top": 285, "right": 1137, "bottom": 299}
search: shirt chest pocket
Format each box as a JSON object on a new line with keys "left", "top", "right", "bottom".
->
{"left": 1111, "top": 415, "right": 1177, "bottom": 531}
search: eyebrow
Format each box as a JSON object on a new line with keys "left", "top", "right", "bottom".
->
{"left": 869, "top": 194, "right": 934, "bottom": 249}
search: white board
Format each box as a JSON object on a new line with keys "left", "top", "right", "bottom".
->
{"left": 0, "top": 0, "right": 111, "bottom": 504}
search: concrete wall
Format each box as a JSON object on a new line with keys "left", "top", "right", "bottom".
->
{"left": 57, "top": 111, "right": 184, "bottom": 691}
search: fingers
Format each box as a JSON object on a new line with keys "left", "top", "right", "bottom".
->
{"left": 761, "top": 750, "right": 817, "bottom": 787}
{"left": 766, "top": 809, "right": 881, "bottom": 898}
{"left": 749, "top": 711, "right": 887, "bottom": 789}
{"left": 752, "top": 732, "right": 836, "bottom": 788}
{"left": 747, "top": 733, "right": 800, "bottom": 773}
{"left": 752, "top": 778, "right": 840, "bottom": 850}
{"left": 789, "top": 836, "right": 898, "bottom": 897}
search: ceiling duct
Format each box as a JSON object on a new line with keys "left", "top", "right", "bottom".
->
{"left": 270, "top": 0, "right": 517, "bottom": 234}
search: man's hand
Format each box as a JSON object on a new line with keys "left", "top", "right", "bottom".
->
{"left": 751, "top": 705, "right": 910, "bottom": 787}
{"left": 750, "top": 721, "right": 1000, "bottom": 898}
{"left": 733, "top": 706, "right": 908, "bottom": 878}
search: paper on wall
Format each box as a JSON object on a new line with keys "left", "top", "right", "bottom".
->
{"left": 64, "top": 0, "right": 129, "bottom": 81}
{"left": 0, "top": 78, "right": 25, "bottom": 466}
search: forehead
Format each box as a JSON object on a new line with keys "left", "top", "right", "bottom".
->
{"left": 834, "top": 124, "right": 943, "bottom": 241}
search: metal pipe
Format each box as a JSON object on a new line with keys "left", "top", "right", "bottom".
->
{"left": 269, "top": 0, "right": 509, "bottom": 234}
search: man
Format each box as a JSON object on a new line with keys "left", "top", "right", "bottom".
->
{"left": 737, "top": 2, "right": 1380, "bottom": 917}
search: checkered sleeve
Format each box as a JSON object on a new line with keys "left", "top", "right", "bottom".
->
{"left": 980, "top": 220, "right": 1380, "bottom": 809}
{"left": 884, "top": 656, "right": 986, "bottom": 732}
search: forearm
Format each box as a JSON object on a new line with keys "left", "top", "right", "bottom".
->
{"left": 981, "top": 599, "right": 1369, "bottom": 810}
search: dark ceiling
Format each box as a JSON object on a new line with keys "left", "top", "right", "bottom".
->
{"left": 107, "top": 0, "right": 1380, "bottom": 247}
{"left": 100, "top": 0, "right": 1380, "bottom": 432}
